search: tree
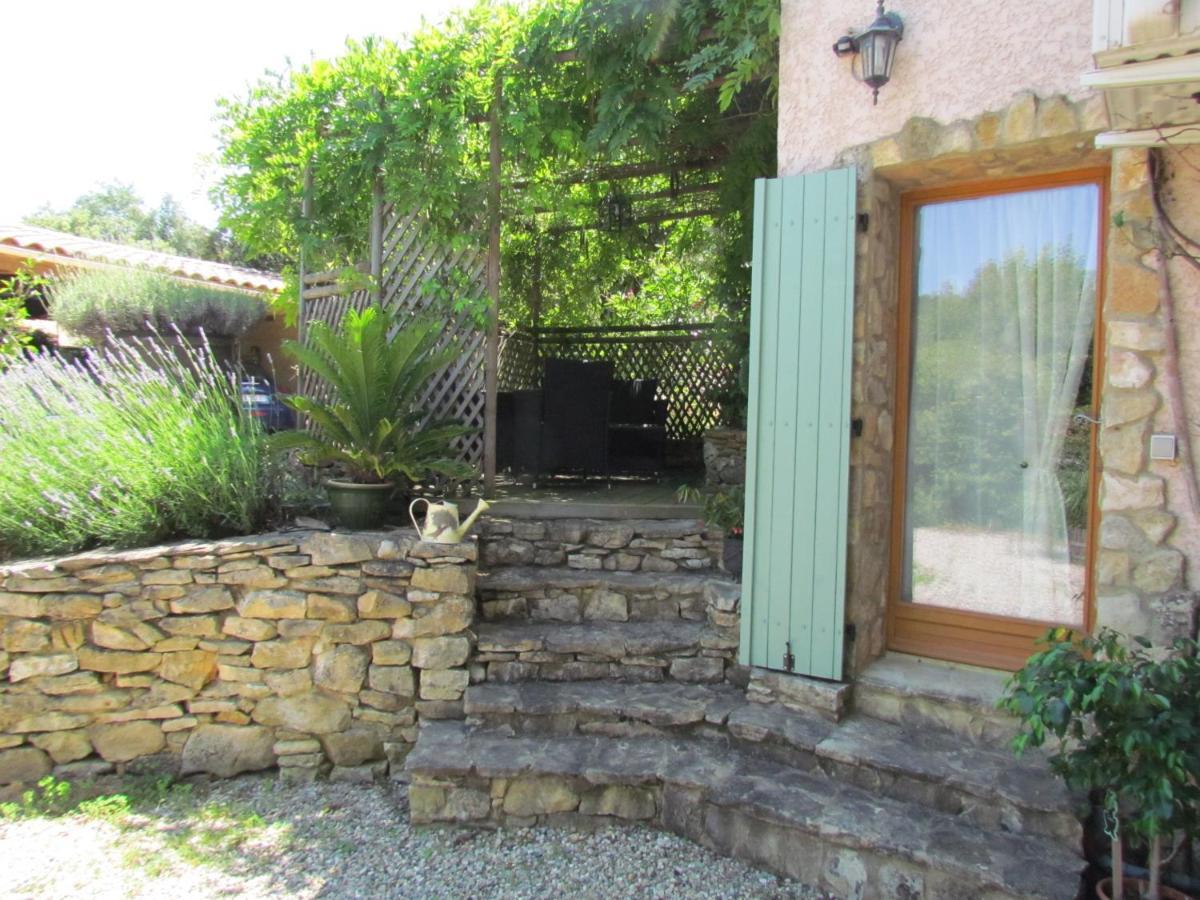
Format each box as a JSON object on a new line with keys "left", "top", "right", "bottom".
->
{"left": 25, "top": 182, "right": 273, "bottom": 269}
{"left": 0, "top": 265, "right": 48, "bottom": 365}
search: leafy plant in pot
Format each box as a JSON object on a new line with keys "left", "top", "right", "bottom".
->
{"left": 677, "top": 484, "right": 745, "bottom": 577}
{"left": 272, "top": 306, "right": 473, "bottom": 529}
{"left": 1000, "top": 628, "right": 1200, "bottom": 900}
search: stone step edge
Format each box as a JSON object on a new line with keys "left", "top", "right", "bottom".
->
{"left": 461, "top": 680, "right": 1074, "bottom": 820}
{"left": 477, "top": 566, "right": 734, "bottom": 593}
{"left": 473, "top": 619, "right": 723, "bottom": 655}
{"left": 852, "top": 655, "right": 1022, "bottom": 745}
{"left": 406, "top": 721, "right": 1078, "bottom": 900}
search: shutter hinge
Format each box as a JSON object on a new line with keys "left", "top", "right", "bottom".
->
{"left": 857, "top": 213, "right": 870, "bottom": 233}
{"left": 851, "top": 417, "right": 863, "bottom": 438}
{"left": 783, "top": 641, "right": 796, "bottom": 672}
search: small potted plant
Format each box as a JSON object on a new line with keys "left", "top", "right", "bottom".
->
{"left": 677, "top": 484, "right": 745, "bottom": 578}
{"left": 1000, "top": 628, "right": 1200, "bottom": 900}
{"left": 273, "top": 306, "right": 473, "bottom": 529}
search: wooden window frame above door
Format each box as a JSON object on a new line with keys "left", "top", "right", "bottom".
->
{"left": 886, "top": 167, "right": 1110, "bottom": 672}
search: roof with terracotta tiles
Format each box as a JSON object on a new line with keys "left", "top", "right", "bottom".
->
{"left": 0, "top": 223, "right": 283, "bottom": 293}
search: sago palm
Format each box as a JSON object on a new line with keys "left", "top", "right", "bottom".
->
{"left": 272, "top": 306, "right": 473, "bottom": 486}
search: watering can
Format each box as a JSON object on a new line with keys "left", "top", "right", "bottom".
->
{"left": 409, "top": 498, "right": 491, "bottom": 544}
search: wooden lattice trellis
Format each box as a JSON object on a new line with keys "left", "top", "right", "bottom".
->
{"left": 498, "top": 323, "right": 737, "bottom": 441}
{"left": 300, "top": 209, "right": 489, "bottom": 470}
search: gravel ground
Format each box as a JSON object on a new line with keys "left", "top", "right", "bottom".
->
{"left": 0, "top": 774, "right": 823, "bottom": 899}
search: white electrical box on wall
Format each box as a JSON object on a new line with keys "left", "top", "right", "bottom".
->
{"left": 1150, "top": 433, "right": 1178, "bottom": 461}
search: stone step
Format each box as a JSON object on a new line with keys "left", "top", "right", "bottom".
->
{"left": 477, "top": 566, "right": 734, "bottom": 623}
{"left": 853, "top": 654, "right": 1022, "bottom": 746}
{"left": 406, "top": 720, "right": 1080, "bottom": 900}
{"left": 477, "top": 516, "right": 720, "bottom": 574}
{"left": 462, "top": 680, "right": 1079, "bottom": 847}
{"left": 473, "top": 620, "right": 736, "bottom": 684}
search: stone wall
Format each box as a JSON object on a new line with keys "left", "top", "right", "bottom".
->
{"left": 478, "top": 518, "right": 721, "bottom": 574}
{"left": 0, "top": 529, "right": 476, "bottom": 788}
{"left": 844, "top": 173, "right": 900, "bottom": 676}
{"left": 702, "top": 429, "right": 746, "bottom": 489}
{"left": 1095, "top": 146, "right": 1200, "bottom": 641}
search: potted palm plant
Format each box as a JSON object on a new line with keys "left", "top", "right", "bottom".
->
{"left": 273, "top": 306, "right": 472, "bottom": 529}
{"left": 1000, "top": 628, "right": 1200, "bottom": 900}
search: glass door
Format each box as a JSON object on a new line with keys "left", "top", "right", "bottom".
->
{"left": 889, "top": 172, "right": 1104, "bottom": 670}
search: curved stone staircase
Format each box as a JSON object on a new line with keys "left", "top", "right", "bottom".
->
{"left": 406, "top": 515, "right": 1083, "bottom": 899}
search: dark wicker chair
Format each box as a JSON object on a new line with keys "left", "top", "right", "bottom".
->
{"left": 536, "top": 358, "right": 613, "bottom": 483}
{"left": 608, "top": 378, "right": 668, "bottom": 476}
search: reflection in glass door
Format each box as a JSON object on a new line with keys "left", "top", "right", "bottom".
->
{"left": 892, "top": 176, "right": 1102, "bottom": 665}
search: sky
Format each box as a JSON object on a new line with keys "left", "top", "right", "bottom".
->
{"left": 0, "top": 0, "right": 469, "bottom": 228}
{"left": 916, "top": 183, "right": 1100, "bottom": 296}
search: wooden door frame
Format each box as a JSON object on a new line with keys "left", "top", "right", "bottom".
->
{"left": 886, "top": 167, "right": 1110, "bottom": 671}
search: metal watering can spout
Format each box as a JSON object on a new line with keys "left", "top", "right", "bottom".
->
{"left": 455, "top": 499, "right": 491, "bottom": 541}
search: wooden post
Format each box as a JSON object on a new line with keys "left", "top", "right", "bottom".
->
{"left": 530, "top": 241, "right": 543, "bottom": 372}
{"left": 483, "top": 72, "right": 503, "bottom": 497}
{"left": 370, "top": 170, "right": 385, "bottom": 304}
{"left": 297, "top": 161, "right": 313, "bottom": 347}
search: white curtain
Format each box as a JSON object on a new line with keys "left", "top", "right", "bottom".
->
{"left": 905, "top": 184, "right": 1098, "bottom": 626}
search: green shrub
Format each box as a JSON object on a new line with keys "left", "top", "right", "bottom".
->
{"left": 49, "top": 267, "right": 265, "bottom": 338}
{"left": 0, "top": 332, "right": 276, "bottom": 559}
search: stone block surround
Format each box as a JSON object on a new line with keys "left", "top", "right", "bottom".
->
{"left": 0, "top": 529, "right": 476, "bottom": 788}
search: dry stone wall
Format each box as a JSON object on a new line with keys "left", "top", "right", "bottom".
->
{"left": 0, "top": 529, "right": 476, "bottom": 789}
{"left": 702, "top": 429, "right": 746, "bottom": 489}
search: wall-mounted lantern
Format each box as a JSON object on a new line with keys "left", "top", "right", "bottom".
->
{"left": 833, "top": 2, "right": 905, "bottom": 105}
{"left": 599, "top": 190, "right": 633, "bottom": 232}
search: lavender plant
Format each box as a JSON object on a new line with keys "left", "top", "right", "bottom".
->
{"left": 0, "top": 330, "right": 275, "bottom": 559}
{"left": 49, "top": 268, "right": 265, "bottom": 339}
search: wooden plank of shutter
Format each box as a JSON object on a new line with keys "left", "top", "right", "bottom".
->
{"left": 740, "top": 167, "right": 856, "bottom": 681}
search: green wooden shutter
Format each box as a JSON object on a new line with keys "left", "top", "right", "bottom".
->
{"left": 740, "top": 168, "right": 856, "bottom": 681}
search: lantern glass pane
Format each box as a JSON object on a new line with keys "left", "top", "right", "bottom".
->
{"left": 859, "top": 30, "right": 896, "bottom": 88}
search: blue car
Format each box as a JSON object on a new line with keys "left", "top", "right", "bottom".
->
{"left": 239, "top": 378, "right": 296, "bottom": 432}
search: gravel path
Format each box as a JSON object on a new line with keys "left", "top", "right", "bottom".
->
{"left": 0, "top": 774, "right": 823, "bottom": 899}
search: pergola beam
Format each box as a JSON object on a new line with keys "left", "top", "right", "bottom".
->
{"left": 510, "top": 155, "right": 724, "bottom": 190}
{"left": 547, "top": 206, "right": 721, "bottom": 234}
{"left": 483, "top": 73, "right": 503, "bottom": 498}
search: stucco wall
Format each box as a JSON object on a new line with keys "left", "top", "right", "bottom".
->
{"left": 779, "top": 0, "right": 1096, "bottom": 175}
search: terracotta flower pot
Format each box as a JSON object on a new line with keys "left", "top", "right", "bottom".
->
{"left": 1096, "top": 877, "right": 1194, "bottom": 900}
{"left": 325, "top": 480, "right": 394, "bottom": 530}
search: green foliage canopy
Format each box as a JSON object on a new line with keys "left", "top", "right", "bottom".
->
{"left": 212, "top": 0, "right": 778, "bottom": 328}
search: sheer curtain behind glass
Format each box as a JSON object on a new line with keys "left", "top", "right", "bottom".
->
{"left": 903, "top": 184, "right": 1099, "bottom": 626}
